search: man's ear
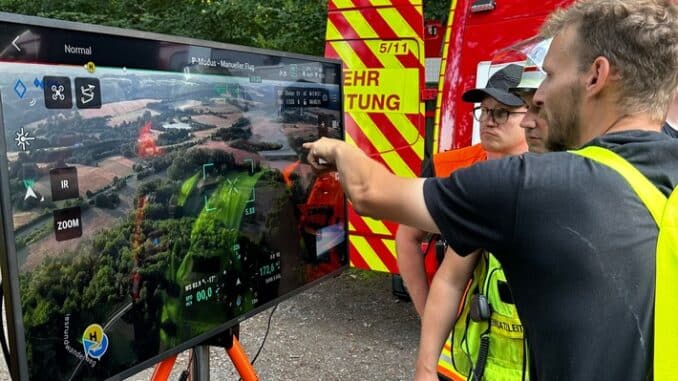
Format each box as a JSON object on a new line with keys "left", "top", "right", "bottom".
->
{"left": 584, "top": 56, "right": 613, "bottom": 96}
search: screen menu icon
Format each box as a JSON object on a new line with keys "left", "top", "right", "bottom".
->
{"left": 14, "top": 127, "right": 35, "bottom": 151}
{"left": 13, "top": 79, "right": 26, "bottom": 98}
{"left": 50, "top": 167, "right": 79, "bottom": 201}
{"left": 43, "top": 76, "right": 72, "bottom": 109}
{"left": 75, "top": 77, "right": 101, "bottom": 108}
{"left": 53, "top": 206, "right": 82, "bottom": 241}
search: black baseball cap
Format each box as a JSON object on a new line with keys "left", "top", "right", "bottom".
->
{"left": 461, "top": 64, "right": 525, "bottom": 107}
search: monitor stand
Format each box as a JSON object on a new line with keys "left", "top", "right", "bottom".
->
{"left": 150, "top": 325, "right": 259, "bottom": 381}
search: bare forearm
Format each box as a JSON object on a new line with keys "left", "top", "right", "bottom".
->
{"left": 304, "top": 138, "right": 439, "bottom": 233}
{"left": 416, "top": 249, "right": 478, "bottom": 378}
{"left": 416, "top": 271, "right": 462, "bottom": 376}
{"left": 398, "top": 251, "right": 429, "bottom": 317}
{"left": 332, "top": 141, "right": 382, "bottom": 211}
{"left": 395, "top": 226, "right": 429, "bottom": 317}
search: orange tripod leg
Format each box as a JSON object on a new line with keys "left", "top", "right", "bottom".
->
{"left": 226, "top": 337, "right": 260, "bottom": 381}
{"left": 150, "top": 354, "right": 178, "bottom": 381}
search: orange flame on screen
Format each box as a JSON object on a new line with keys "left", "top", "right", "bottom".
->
{"left": 137, "top": 121, "right": 162, "bottom": 157}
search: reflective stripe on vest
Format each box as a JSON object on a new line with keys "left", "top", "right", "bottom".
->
{"left": 571, "top": 146, "right": 678, "bottom": 380}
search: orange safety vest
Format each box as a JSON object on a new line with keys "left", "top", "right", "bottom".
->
{"left": 421, "top": 144, "right": 488, "bottom": 283}
{"left": 431, "top": 144, "right": 487, "bottom": 178}
{"left": 423, "top": 143, "right": 487, "bottom": 285}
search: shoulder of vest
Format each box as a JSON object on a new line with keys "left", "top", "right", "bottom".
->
{"left": 434, "top": 144, "right": 485, "bottom": 161}
{"left": 433, "top": 144, "right": 487, "bottom": 176}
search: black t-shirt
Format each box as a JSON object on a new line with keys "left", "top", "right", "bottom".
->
{"left": 423, "top": 131, "right": 678, "bottom": 380}
{"left": 663, "top": 121, "right": 678, "bottom": 138}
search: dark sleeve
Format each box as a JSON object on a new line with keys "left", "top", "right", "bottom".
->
{"left": 422, "top": 156, "right": 524, "bottom": 256}
{"left": 420, "top": 157, "right": 434, "bottom": 178}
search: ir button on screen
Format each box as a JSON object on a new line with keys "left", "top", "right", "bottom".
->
{"left": 50, "top": 167, "right": 79, "bottom": 201}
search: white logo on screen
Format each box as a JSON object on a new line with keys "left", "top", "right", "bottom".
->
{"left": 80, "top": 84, "right": 96, "bottom": 104}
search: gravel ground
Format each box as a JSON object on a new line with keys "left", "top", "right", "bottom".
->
{"left": 1, "top": 270, "right": 421, "bottom": 380}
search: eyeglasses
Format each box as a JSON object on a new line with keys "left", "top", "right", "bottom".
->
{"left": 473, "top": 106, "right": 527, "bottom": 124}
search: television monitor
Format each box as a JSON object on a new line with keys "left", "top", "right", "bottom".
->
{"left": 0, "top": 12, "right": 347, "bottom": 381}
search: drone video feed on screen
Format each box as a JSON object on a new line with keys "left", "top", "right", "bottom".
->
{"left": 0, "top": 19, "right": 346, "bottom": 380}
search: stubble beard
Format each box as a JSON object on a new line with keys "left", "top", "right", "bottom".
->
{"left": 545, "top": 84, "right": 583, "bottom": 152}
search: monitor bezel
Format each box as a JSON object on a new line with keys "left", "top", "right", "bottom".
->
{"left": 0, "top": 11, "right": 346, "bottom": 381}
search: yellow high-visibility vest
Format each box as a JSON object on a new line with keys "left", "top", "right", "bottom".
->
{"left": 571, "top": 146, "right": 678, "bottom": 380}
{"left": 437, "top": 252, "right": 529, "bottom": 381}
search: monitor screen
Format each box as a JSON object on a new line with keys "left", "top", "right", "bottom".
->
{"left": 0, "top": 13, "right": 346, "bottom": 381}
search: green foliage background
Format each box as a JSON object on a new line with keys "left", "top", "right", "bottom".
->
{"left": 0, "top": 0, "right": 449, "bottom": 56}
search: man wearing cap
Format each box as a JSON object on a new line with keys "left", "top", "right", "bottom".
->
{"left": 395, "top": 63, "right": 529, "bottom": 381}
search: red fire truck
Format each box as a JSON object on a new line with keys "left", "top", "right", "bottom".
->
{"left": 324, "top": 0, "right": 574, "bottom": 283}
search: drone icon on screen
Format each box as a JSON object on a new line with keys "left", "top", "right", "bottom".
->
{"left": 51, "top": 84, "right": 65, "bottom": 101}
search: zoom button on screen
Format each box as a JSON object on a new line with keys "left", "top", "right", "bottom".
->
{"left": 53, "top": 206, "right": 82, "bottom": 241}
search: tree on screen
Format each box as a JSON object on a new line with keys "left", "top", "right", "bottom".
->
{"left": 0, "top": 0, "right": 450, "bottom": 56}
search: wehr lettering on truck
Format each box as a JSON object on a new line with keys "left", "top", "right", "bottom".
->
{"left": 342, "top": 69, "right": 418, "bottom": 114}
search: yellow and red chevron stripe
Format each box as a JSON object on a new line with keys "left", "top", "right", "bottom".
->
{"left": 325, "top": 0, "right": 425, "bottom": 273}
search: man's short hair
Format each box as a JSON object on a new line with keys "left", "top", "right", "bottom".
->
{"left": 540, "top": 0, "right": 678, "bottom": 121}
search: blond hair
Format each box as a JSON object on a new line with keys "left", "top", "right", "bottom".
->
{"left": 541, "top": 0, "right": 678, "bottom": 120}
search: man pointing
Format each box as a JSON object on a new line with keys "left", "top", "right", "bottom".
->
{"left": 304, "top": 1, "right": 678, "bottom": 379}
